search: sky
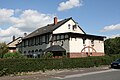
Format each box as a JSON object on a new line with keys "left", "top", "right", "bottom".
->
{"left": 0, "top": 0, "right": 120, "bottom": 43}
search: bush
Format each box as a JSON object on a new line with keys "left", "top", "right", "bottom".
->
{"left": 3, "top": 52, "right": 25, "bottom": 59}
{"left": 42, "top": 52, "right": 53, "bottom": 59}
{"left": 0, "top": 68, "right": 8, "bottom": 76}
{"left": 0, "top": 54, "right": 120, "bottom": 76}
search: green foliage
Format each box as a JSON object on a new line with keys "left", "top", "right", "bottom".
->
{"left": 3, "top": 52, "right": 25, "bottom": 59}
{"left": 0, "top": 42, "right": 9, "bottom": 58}
{"left": 0, "top": 68, "right": 8, "bottom": 76}
{"left": 0, "top": 54, "right": 120, "bottom": 76}
{"left": 105, "top": 37, "right": 120, "bottom": 55}
{"left": 42, "top": 52, "right": 53, "bottom": 59}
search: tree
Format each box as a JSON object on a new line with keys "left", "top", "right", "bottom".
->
{"left": 0, "top": 42, "right": 9, "bottom": 58}
{"left": 105, "top": 37, "right": 120, "bottom": 55}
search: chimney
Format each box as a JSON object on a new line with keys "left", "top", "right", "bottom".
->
{"left": 24, "top": 33, "right": 27, "bottom": 37}
{"left": 54, "top": 17, "right": 58, "bottom": 25}
{"left": 13, "top": 36, "right": 15, "bottom": 41}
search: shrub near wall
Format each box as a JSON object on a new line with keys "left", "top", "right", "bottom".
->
{"left": 0, "top": 54, "right": 120, "bottom": 76}
{"left": 3, "top": 52, "right": 24, "bottom": 59}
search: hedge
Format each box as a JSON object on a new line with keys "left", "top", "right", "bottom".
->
{"left": 0, "top": 54, "right": 120, "bottom": 76}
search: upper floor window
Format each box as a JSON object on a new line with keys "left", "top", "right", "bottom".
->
{"left": 73, "top": 25, "right": 77, "bottom": 30}
{"left": 39, "top": 36, "right": 42, "bottom": 45}
{"left": 68, "top": 24, "right": 71, "bottom": 29}
{"left": 91, "top": 40, "right": 94, "bottom": 46}
{"left": 83, "top": 38, "right": 86, "bottom": 45}
{"left": 45, "top": 34, "right": 49, "bottom": 44}
{"left": 42, "top": 36, "right": 45, "bottom": 43}
{"left": 83, "top": 39, "right": 85, "bottom": 44}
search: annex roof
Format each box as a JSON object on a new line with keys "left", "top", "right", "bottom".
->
{"left": 44, "top": 45, "right": 66, "bottom": 52}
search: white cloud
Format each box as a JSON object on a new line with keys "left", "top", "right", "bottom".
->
{"left": 58, "top": 0, "right": 82, "bottom": 11}
{"left": 0, "top": 8, "right": 14, "bottom": 25}
{"left": 0, "top": 8, "right": 55, "bottom": 43}
{"left": 101, "top": 24, "right": 120, "bottom": 32}
{"left": 0, "top": 8, "right": 14, "bottom": 17}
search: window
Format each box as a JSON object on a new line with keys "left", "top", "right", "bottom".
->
{"left": 36, "top": 37, "right": 39, "bottom": 45}
{"left": 65, "top": 35, "right": 69, "bottom": 39}
{"left": 35, "top": 49, "right": 38, "bottom": 55}
{"left": 91, "top": 40, "right": 94, "bottom": 45}
{"left": 61, "top": 41, "right": 64, "bottom": 46}
{"left": 42, "top": 35, "right": 45, "bottom": 43}
{"left": 68, "top": 24, "right": 71, "bottom": 29}
{"left": 24, "top": 51, "right": 26, "bottom": 54}
{"left": 23, "top": 41, "right": 25, "bottom": 47}
{"left": 28, "top": 51, "right": 31, "bottom": 54}
{"left": 32, "top": 50, "right": 34, "bottom": 54}
{"left": 28, "top": 39, "right": 31, "bottom": 46}
{"left": 63, "top": 35, "right": 65, "bottom": 40}
{"left": 31, "top": 38, "right": 34, "bottom": 46}
{"left": 23, "top": 40, "right": 27, "bottom": 47}
{"left": 30, "top": 39, "right": 32, "bottom": 46}
{"left": 83, "top": 39, "right": 86, "bottom": 44}
{"left": 61, "top": 35, "right": 64, "bottom": 40}
{"left": 39, "top": 49, "right": 42, "bottom": 53}
{"left": 54, "top": 35, "right": 57, "bottom": 41}
{"left": 35, "top": 37, "right": 37, "bottom": 45}
{"left": 26, "top": 40, "right": 28, "bottom": 46}
{"left": 39, "top": 36, "right": 42, "bottom": 45}
{"left": 86, "top": 52, "right": 88, "bottom": 56}
{"left": 35, "top": 37, "right": 39, "bottom": 45}
{"left": 45, "top": 34, "right": 49, "bottom": 44}
{"left": 73, "top": 25, "right": 77, "bottom": 30}
{"left": 57, "top": 35, "right": 60, "bottom": 40}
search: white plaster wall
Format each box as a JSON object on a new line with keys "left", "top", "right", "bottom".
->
{"left": 93, "top": 40, "right": 104, "bottom": 53}
{"left": 69, "top": 38, "right": 104, "bottom": 53}
{"left": 85, "top": 39, "right": 90, "bottom": 46}
{"left": 69, "top": 38, "right": 84, "bottom": 53}
{"left": 53, "top": 19, "right": 84, "bottom": 34}
{"left": 83, "top": 39, "right": 104, "bottom": 53}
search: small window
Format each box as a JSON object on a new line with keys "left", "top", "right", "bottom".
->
{"left": 24, "top": 51, "right": 26, "bottom": 54}
{"left": 83, "top": 39, "right": 86, "bottom": 44}
{"left": 45, "top": 34, "right": 49, "bottom": 44}
{"left": 61, "top": 41, "right": 64, "bottom": 46}
{"left": 73, "top": 25, "right": 77, "bottom": 30}
{"left": 86, "top": 52, "right": 88, "bottom": 56}
{"left": 68, "top": 24, "right": 71, "bottom": 29}
{"left": 28, "top": 51, "right": 31, "bottom": 54}
{"left": 54, "top": 35, "right": 57, "bottom": 41}
{"left": 91, "top": 40, "right": 94, "bottom": 44}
